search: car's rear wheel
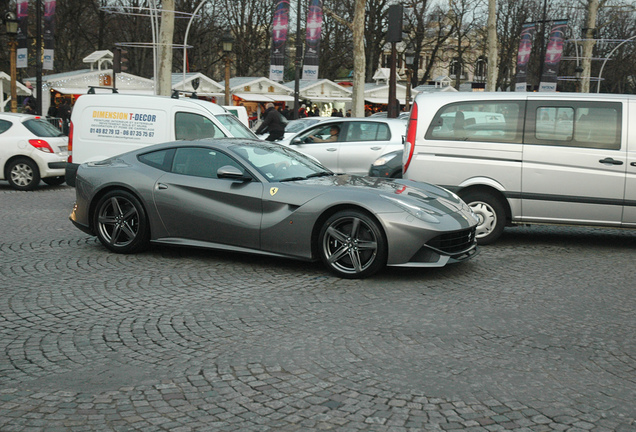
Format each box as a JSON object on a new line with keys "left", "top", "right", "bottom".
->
{"left": 42, "top": 176, "right": 65, "bottom": 186}
{"left": 319, "top": 210, "right": 387, "bottom": 279}
{"left": 94, "top": 190, "right": 149, "bottom": 254}
{"left": 7, "top": 158, "right": 40, "bottom": 191}
{"left": 460, "top": 190, "right": 506, "bottom": 245}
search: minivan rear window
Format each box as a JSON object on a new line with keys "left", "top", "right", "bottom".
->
{"left": 426, "top": 101, "right": 524, "bottom": 143}
{"left": 527, "top": 101, "right": 621, "bottom": 150}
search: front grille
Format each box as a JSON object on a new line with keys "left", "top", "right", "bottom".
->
{"left": 427, "top": 228, "right": 476, "bottom": 255}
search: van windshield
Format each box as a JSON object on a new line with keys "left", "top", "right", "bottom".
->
{"left": 216, "top": 114, "right": 257, "bottom": 139}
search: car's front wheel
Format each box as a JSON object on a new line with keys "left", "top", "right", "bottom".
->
{"left": 319, "top": 210, "right": 387, "bottom": 279}
{"left": 460, "top": 190, "right": 506, "bottom": 245}
{"left": 7, "top": 158, "right": 40, "bottom": 191}
{"left": 94, "top": 190, "right": 150, "bottom": 254}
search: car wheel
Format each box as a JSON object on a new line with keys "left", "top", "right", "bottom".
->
{"left": 319, "top": 210, "right": 387, "bottom": 279}
{"left": 94, "top": 190, "right": 150, "bottom": 254}
{"left": 42, "top": 176, "right": 65, "bottom": 186}
{"left": 460, "top": 190, "right": 506, "bottom": 245}
{"left": 7, "top": 158, "right": 40, "bottom": 191}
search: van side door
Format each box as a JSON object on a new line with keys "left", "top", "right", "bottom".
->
{"left": 622, "top": 99, "right": 636, "bottom": 226}
{"left": 522, "top": 99, "right": 626, "bottom": 225}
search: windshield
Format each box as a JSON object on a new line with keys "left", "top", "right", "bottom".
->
{"left": 216, "top": 114, "right": 257, "bottom": 139}
{"left": 23, "top": 119, "right": 65, "bottom": 137}
{"left": 230, "top": 142, "right": 331, "bottom": 182}
{"left": 285, "top": 118, "right": 322, "bottom": 133}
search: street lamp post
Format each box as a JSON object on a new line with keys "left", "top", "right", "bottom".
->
{"left": 405, "top": 51, "right": 415, "bottom": 112}
{"left": 574, "top": 66, "right": 583, "bottom": 93}
{"left": 222, "top": 30, "right": 234, "bottom": 106}
{"left": 3, "top": 12, "right": 19, "bottom": 113}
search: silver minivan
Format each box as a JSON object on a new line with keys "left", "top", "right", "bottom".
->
{"left": 403, "top": 92, "right": 636, "bottom": 244}
{"left": 284, "top": 117, "right": 406, "bottom": 175}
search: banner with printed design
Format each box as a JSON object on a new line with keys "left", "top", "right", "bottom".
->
{"left": 269, "top": 0, "right": 290, "bottom": 82}
{"left": 515, "top": 23, "right": 535, "bottom": 92}
{"left": 302, "top": 0, "right": 323, "bottom": 80}
{"left": 43, "top": 0, "right": 56, "bottom": 70}
{"left": 16, "top": 0, "right": 28, "bottom": 68}
{"left": 539, "top": 20, "right": 568, "bottom": 92}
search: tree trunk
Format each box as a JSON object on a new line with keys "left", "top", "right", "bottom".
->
{"left": 352, "top": 0, "right": 366, "bottom": 117}
{"left": 157, "top": 0, "right": 175, "bottom": 96}
{"left": 486, "top": 0, "right": 498, "bottom": 91}
{"left": 581, "top": 0, "right": 599, "bottom": 93}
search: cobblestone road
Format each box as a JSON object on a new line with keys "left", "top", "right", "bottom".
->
{"left": 0, "top": 184, "right": 634, "bottom": 431}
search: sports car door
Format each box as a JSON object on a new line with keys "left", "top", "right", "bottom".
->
{"left": 152, "top": 146, "right": 264, "bottom": 249}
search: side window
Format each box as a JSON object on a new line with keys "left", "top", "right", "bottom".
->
{"left": 345, "top": 122, "right": 391, "bottom": 142}
{"left": 426, "top": 101, "right": 524, "bottom": 143}
{"left": 0, "top": 120, "right": 12, "bottom": 134}
{"left": 171, "top": 147, "right": 241, "bottom": 179}
{"left": 175, "top": 112, "right": 224, "bottom": 141}
{"left": 527, "top": 102, "right": 621, "bottom": 150}
{"left": 138, "top": 148, "right": 175, "bottom": 171}
{"left": 298, "top": 123, "right": 341, "bottom": 143}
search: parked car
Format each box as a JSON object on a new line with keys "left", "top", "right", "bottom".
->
{"left": 369, "top": 149, "right": 403, "bottom": 178}
{"left": 70, "top": 138, "right": 479, "bottom": 279}
{"left": 256, "top": 116, "right": 328, "bottom": 142}
{"left": 0, "top": 113, "right": 68, "bottom": 190}
{"left": 280, "top": 117, "right": 407, "bottom": 175}
{"left": 403, "top": 91, "right": 636, "bottom": 244}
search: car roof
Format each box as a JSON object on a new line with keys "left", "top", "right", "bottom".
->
{"left": 0, "top": 112, "right": 39, "bottom": 121}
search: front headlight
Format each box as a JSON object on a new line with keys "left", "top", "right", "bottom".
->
{"left": 382, "top": 196, "right": 441, "bottom": 224}
{"left": 372, "top": 153, "right": 397, "bottom": 167}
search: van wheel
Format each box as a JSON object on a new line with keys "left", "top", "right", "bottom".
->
{"left": 7, "top": 158, "right": 40, "bottom": 191}
{"left": 460, "top": 191, "right": 506, "bottom": 245}
{"left": 93, "top": 190, "right": 150, "bottom": 254}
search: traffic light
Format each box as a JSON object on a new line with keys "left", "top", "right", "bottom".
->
{"left": 113, "top": 47, "right": 129, "bottom": 73}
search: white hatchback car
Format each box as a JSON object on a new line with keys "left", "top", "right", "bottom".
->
{"left": 285, "top": 117, "right": 407, "bottom": 175}
{"left": 0, "top": 113, "right": 68, "bottom": 190}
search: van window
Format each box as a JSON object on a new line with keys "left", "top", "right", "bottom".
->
{"left": 528, "top": 102, "right": 621, "bottom": 150}
{"left": 175, "top": 112, "right": 224, "bottom": 141}
{"left": 426, "top": 101, "right": 524, "bottom": 143}
{"left": 215, "top": 114, "right": 257, "bottom": 139}
{"left": 171, "top": 147, "right": 241, "bottom": 179}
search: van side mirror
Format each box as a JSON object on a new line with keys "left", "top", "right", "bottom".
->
{"left": 217, "top": 165, "right": 251, "bottom": 182}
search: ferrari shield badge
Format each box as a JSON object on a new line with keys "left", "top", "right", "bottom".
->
{"left": 270, "top": 187, "right": 279, "bottom": 196}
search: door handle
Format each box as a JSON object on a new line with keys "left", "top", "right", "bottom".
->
{"left": 370, "top": 146, "right": 382, "bottom": 151}
{"left": 326, "top": 148, "right": 337, "bottom": 152}
{"left": 599, "top": 158, "right": 623, "bottom": 166}
{"left": 631, "top": 162, "right": 636, "bottom": 167}
{"left": 157, "top": 183, "right": 168, "bottom": 190}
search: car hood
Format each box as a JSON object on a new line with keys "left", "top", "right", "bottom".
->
{"left": 272, "top": 174, "right": 472, "bottom": 217}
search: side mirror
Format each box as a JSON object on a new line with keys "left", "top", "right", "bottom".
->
{"left": 291, "top": 138, "right": 302, "bottom": 145}
{"left": 217, "top": 165, "right": 251, "bottom": 181}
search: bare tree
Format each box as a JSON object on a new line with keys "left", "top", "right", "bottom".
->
{"left": 157, "top": 0, "right": 175, "bottom": 95}
{"left": 486, "top": 0, "right": 498, "bottom": 90}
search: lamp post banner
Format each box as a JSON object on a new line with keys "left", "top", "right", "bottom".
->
{"left": 16, "top": 0, "right": 28, "bottom": 68}
{"left": 43, "top": 0, "right": 56, "bottom": 70}
{"left": 515, "top": 23, "right": 535, "bottom": 92}
{"left": 302, "top": 0, "right": 322, "bottom": 80}
{"left": 539, "top": 20, "right": 568, "bottom": 92}
{"left": 269, "top": 0, "right": 290, "bottom": 82}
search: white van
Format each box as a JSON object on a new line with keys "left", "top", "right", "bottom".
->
{"left": 65, "top": 93, "right": 257, "bottom": 185}
{"left": 403, "top": 92, "right": 636, "bottom": 244}
{"left": 222, "top": 105, "right": 249, "bottom": 127}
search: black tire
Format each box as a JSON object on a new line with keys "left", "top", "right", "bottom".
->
{"left": 7, "top": 158, "right": 40, "bottom": 191}
{"left": 319, "top": 210, "right": 387, "bottom": 279}
{"left": 460, "top": 190, "right": 506, "bottom": 245}
{"left": 42, "top": 176, "right": 65, "bottom": 186}
{"left": 93, "top": 190, "right": 150, "bottom": 254}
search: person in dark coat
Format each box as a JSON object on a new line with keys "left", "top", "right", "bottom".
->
{"left": 255, "top": 102, "right": 286, "bottom": 141}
